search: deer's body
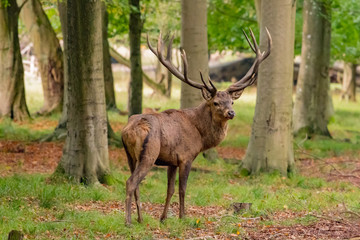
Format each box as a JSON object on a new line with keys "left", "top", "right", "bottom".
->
{"left": 123, "top": 30, "right": 271, "bottom": 225}
{"left": 123, "top": 103, "right": 228, "bottom": 167}
{"left": 122, "top": 94, "right": 231, "bottom": 224}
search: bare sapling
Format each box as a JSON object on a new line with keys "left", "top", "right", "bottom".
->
{"left": 122, "top": 29, "right": 272, "bottom": 225}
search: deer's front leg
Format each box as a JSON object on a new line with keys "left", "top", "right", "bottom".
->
{"left": 160, "top": 166, "right": 177, "bottom": 222}
{"left": 179, "top": 162, "right": 192, "bottom": 219}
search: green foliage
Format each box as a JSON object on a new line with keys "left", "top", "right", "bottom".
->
{"left": 106, "top": 0, "right": 129, "bottom": 40}
{"left": 0, "top": 118, "right": 52, "bottom": 141}
{"left": 0, "top": 0, "right": 9, "bottom": 8}
{"left": 207, "top": 0, "right": 258, "bottom": 52}
{"left": 143, "top": 0, "right": 181, "bottom": 44}
{"left": 331, "top": 0, "right": 360, "bottom": 63}
{"left": 41, "top": 1, "right": 62, "bottom": 35}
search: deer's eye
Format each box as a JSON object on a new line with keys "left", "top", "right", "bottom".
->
{"left": 232, "top": 101, "right": 234, "bottom": 105}
{"left": 213, "top": 102, "right": 219, "bottom": 106}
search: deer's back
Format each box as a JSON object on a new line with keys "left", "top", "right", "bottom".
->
{"left": 122, "top": 109, "right": 203, "bottom": 165}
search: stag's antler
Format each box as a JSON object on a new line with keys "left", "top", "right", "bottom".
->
{"left": 226, "top": 28, "right": 272, "bottom": 94}
{"left": 147, "top": 33, "right": 217, "bottom": 96}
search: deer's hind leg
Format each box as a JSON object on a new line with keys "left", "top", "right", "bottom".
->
{"left": 124, "top": 131, "right": 160, "bottom": 226}
{"left": 124, "top": 144, "right": 143, "bottom": 223}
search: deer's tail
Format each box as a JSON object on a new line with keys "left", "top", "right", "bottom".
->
{"left": 122, "top": 138, "right": 136, "bottom": 173}
{"left": 122, "top": 118, "right": 152, "bottom": 173}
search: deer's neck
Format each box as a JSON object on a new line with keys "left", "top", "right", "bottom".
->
{"left": 185, "top": 102, "right": 228, "bottom": 151}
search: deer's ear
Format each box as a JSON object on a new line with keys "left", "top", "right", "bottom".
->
{"left": 201, "top": 87, "right": 214, "bottom": 101}
{"left": 229, "top": 90, "right": 244, "bottom": 100}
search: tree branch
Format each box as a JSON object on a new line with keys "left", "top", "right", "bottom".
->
{"left": 18, "top": 0, "right": 30, "bottom": 13}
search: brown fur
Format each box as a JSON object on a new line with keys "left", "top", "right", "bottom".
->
{"left": 123, "top": 30, "right": 271, "bottom": 225}
{"left": 122, "top": 91, "right": 238, "bottom": 225}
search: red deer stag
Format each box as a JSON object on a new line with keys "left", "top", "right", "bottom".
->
{"left": 122, "top": 29, "right": 272, "bottom": 225}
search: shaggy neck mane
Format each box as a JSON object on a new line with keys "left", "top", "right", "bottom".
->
{"left": 184, "top": 102, "right": 228, "bottom": 151}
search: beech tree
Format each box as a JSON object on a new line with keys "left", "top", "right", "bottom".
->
{"left": 180, "top": 0, "right": 209, "bottom": 109}
{"left": 18, "top": 0, "right": 64, "bottom": 115}
{"left": 293, "top": 0, "right": 332, "bottom": 136}
{"left": 55, "top": 0, "right": 110, "bottom": 184}
{"left": 0, "top": 0, "right": 30, "bottom": 121}
{"left": 42, "top": 0, "right": 68, "bottom": 141}
{"left": 341, "top": 63, "right": 357, "bottom": 102}
{"left": 241, "top": 0, "right": 296, "bottom": 175}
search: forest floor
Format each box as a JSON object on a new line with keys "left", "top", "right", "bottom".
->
{"left": 1, "top": 137, "right": 360, "bottom": 239}
{"left": 1, "top": 88, "right": 360, "bottom": 239}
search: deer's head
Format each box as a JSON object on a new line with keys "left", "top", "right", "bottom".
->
{"left": 147, "top": 29, "right": 272, "bottom": 121}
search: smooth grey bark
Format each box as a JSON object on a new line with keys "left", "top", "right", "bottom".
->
{"left": 44, "top": 1, "right": 121, "bottom": 143}
{"left": 293, "top": 0, "right": 332, "bottom": 136}
{"left": 0, "top": 0, "right": 30, "bottom": 121}
{"left": 128, "top": 0, "right": 143, "bottom": 116}
{"left": 56, "top": 0, "right": 109, "bottom": 184}
{"left": 181, "top": 0, "right": 217, "bottom": 160}
{"left": 254, "top": 0, "right": 261, "bottom": 25}
{"left": 341, "top": 62, "right": 356, "bottom": 102}
{"left": 241, "top": 0, "right": 295, "bottom": 176}
{"left": 18, "top": 0, "right": 64, "bottom": 115}
{"left": 180, "top": 0, "right": 209, "bottom": 109}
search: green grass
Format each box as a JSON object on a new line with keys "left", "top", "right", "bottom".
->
{"left": 1, "top": 157, "right": 360, "bottom": 239}
{"left": 0, "top": 118, "right": 54, "bottom": 141}
{"left": 1, "top": 77, "right": 359, "bottom": 238}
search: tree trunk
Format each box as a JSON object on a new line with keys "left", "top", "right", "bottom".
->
{"left": 18, "top": 0, "right": 64, "bottom": 115}
{"left": 181, "top": 0, "right": 216, "bottom": 160}
{"left": 0, "top": 0, "right": 30, "bottom": 121}
{"left": 293, "top": 0, "right": 332, "bottom": 136}
{"left": 102, "top": 4, "right": 117, "bottom": 111}
{"left": 128, "top": 0, "right": 143, "bottom": 116}
{"left": 41, "top": 0, "right": 67, "bottom": 141}
{"left": 341, "top": 62, "right": 356, "bottom": 102}
{"left": 241, "top": 0, "right": 295, "bottom": 176}
{"left": 180, "top": 0, "right": 208, "bottom": 109}
{"left": 56, "top": 0, "right": 109, "bottom": 184}
{"left": 254, "top": 0, "right": 261, "bottom": 25}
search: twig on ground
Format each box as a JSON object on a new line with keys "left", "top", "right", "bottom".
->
{"left": 187, "top": 236, "right": 215, "bottom": 240}
{"left": 342, "top": 210, "right": 360, "bottom": 219}
{"left": 306, "top": 213, "right": 353, "bottom": 226}
{"left": 294, "top": 140, "right": 360, "bottom": 187}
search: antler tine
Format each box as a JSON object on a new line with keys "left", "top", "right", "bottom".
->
{"left": 147, "top": 34, "right": 157, "bottom": 55}
{"left": 249, "top": 29, "right": 260, "bottom": 55}
{"left": 181, "top": 50, "right": 189, "bottom": 84}
{"left": 242, "top": 29, "right": 256, "bottom": 53}
{"left": 208, "top": 76, "right": 217, "bottom": 92}
{"left": 199, "top": 72, "right": 217, "bottom": 96}
{"left": 262, "top": 27, "right": 272, "bottom": 60}
{"left": 157, "top": 33, "right": 165, "bottom": 61}
{"left": 148, "top": 33, "right": 216, "bottom": 92}
{"left": 166, "top": 35, "right": 174, "bottom": 61}
{"left": 226, "top": 28, "right": 272, "bottom": 94}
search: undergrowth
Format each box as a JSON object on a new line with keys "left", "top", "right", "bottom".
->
{"left": 0, "top": 80, "right": 359, "bottom": 238}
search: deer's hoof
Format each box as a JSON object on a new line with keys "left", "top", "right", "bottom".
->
{"left": 125, "top": 220, "right": 132, "bottom": 227}
{"left": 160, "top": 216, "right": 167, "bottom": 223}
